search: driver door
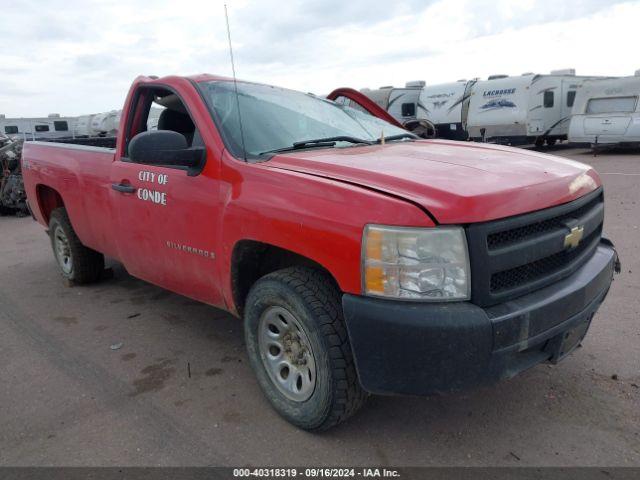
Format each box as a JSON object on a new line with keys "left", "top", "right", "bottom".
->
{"left": 109, "top": 84, "right": 224, "bottom": 306}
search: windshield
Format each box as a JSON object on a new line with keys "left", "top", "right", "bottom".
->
{"left": 198, "top": 81, "right": 408, "bottom": 159}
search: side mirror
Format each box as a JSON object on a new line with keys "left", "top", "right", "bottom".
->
{"left": 128, "top": 130, "right": 205, "bottom": 174}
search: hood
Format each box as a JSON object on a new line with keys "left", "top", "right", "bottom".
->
{"left": 265, "top": 139, "right": 601, "bottom": 224}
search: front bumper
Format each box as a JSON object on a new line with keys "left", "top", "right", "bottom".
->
{"left": 342, "top": 241, "right": 616, "bottom": 396}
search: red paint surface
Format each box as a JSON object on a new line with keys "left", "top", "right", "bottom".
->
{"left": 22, "top": 74, "right": 601, "bottom": 316}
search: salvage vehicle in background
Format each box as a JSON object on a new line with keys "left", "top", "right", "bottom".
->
{"left": 333, "top": 84, "right": 436, "bottom": 139}
{"left": 22, "top": 73, "right": 618, "bottom": 430}
{"left": 358, "top": 81, "right": 426, "bottom": 125}
{"left": 0, "top": 134, "right": 28, "bottom": 216}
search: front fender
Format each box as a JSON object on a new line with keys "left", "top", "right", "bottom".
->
{"left": 217, "top": 154, "right": 434, "bottom": 311}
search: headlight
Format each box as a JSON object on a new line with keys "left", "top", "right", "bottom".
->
{"left": 362, "top": 225, "right": 470, "bottom": 301}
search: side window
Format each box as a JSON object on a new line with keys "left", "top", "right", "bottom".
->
{"left": 401, "top": 102, "right": 416, "bottom": 117}
{"left": 567, "top": 91, "right": 576, "bottom": 108}
{"left": 35, "top": 124, "right": 50, "bottom": 132}
{"left": 125, "top": 87, "right": 204, "bottom": 168}
{"left": 586, "top": 96, "right": 638, "bottom": 114}
{"left": 543, "top": 91, "right": 554, "bottom": 108}
{"left": 4, "top": 126, "right": 18, "bottom": 134}
{"left": 54, "top": 121, "right": 68, "bottom": 132}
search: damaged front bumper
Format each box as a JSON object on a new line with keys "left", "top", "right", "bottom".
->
{"left": 342, "top": 240, "right": 618, "bottom": 396}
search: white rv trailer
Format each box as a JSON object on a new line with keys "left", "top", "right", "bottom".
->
{"left": 74, "top": 110, "right": 122, "bottom": 137}
{"left": 74, "top": 108, "right": 160, "bottom": 137}
{"left": 568, "top": 73, "right": 640, "bottom": 147}
{"left": 0, "top": 114, "right": 77, "bottom": 140}
{"left": 418, "top": 79, "right": 477, "bottom": 140}
{"left": 466, "top": 70, "right": 598, "bottom": 146}
{"left": 360, "top": 81, "right": 427, "bottom": 125}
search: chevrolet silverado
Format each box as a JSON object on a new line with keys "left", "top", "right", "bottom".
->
{"left": 22, "top": 74, "right": 618, "bottom": 430}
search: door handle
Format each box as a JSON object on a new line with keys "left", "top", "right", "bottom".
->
{"left": 111, "top": 183, "right": 136, "bottom": 194}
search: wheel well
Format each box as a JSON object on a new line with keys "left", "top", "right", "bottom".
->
{"left": 36, "top": 185, "right": 65, "bottom": 224}
{"left": 231, "top": 240, "right": 339, "bottom": 316}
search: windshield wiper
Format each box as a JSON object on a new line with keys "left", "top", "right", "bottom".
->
{"left": 294, "top": 136, "right": 374, "bottom": 148}
{"left": 260, "top": 136, "right": 373, "bottom": 155}
{"left": 375, "top": 133, "right": 418, "bottom": 144}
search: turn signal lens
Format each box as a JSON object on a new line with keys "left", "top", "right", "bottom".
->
{"left": 364, "top": 265, "right": 385, "bottom": 294}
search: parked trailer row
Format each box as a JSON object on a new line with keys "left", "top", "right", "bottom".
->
{"left": 467, "top": 70, "right": 593, "bottom": 146}
{"left": 359, "top": 69, "right": 640, "bottom": 147}
{"left": 0, "top": 108, "right": 162, "bottom": 142}
{"left": 0, "top": 114, "right": 77, "bottom": 140}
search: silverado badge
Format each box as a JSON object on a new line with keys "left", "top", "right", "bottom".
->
{"left": 564, "top": 226, "right": 584, "bottom": 249}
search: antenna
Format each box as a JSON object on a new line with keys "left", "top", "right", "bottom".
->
{"left": 224, "top": 4, "right": 247, "bottom": 161}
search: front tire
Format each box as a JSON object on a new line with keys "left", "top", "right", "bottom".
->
{"left": 244, "top": 267, "right": 367, "bottom": 431}
{"left": 49, "top": 208, "right": 104, "bottom": 284}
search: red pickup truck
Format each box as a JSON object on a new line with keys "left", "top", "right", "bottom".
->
{"left": 22, "top": 74, "right": 618, "bottom": 431}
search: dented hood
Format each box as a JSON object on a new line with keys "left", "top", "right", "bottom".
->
{"left": 266, "top": 139, "right": 601, "bottom": 224}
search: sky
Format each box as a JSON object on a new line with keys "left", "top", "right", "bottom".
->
{"left": 0, "top": 0, "right": 637, "bottom": 117}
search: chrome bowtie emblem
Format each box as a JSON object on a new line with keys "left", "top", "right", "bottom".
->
{"left": 564, "top": 226, "right": 584, "bottom": 249}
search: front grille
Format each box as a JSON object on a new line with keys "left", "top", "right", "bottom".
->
{"left": 466, "top": 188, "right": 604, "bottom": 307}
{"left": 490, "top": 226, "right": 602, "bottom": 293}
{"left": 487, "top": 194, "right": 602, "bottom": 250}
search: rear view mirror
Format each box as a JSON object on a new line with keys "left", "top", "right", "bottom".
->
{"left": 128, "top": 130, "right": 205, "bottom": 174}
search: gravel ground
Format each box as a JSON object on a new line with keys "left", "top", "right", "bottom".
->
{"left": 0, "top": 147, "right": 638, "bottom": 466}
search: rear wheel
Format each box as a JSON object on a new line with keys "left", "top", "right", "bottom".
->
{"left": 49, "top": 208, "right": 104, "bottom": 284}
{"left": 244, "top": 267, "right": 367, "bottom": 431}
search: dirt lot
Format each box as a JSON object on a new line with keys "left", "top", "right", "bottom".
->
{"left": 0, "top": 147, "right": 638, "bottom": 466}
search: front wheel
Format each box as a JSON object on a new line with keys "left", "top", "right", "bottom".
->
{"left": 244, "top": 267, "right": 367, "bottom": 431}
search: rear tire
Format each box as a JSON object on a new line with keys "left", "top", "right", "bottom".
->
{"left": 48, "top": 208, "right": 104, "bottom": 284}
{"left": 244, "top": 267, "right": 367, "bottom": 431}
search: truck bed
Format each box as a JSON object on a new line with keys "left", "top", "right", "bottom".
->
{"left": 36, "top": 136, "right": 117, "bottom": 150}
{"left": 22, "top": 138, "right": 119, "bottom": 260}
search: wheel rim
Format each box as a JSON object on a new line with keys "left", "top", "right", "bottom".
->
{"left": 54, "top": 226, "right": 73, "bottom": 274}
{"left": 258, "top": 306, "right": 317, "bottom": 402}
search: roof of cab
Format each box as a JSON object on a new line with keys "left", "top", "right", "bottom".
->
{"left": 188, "top": 73, "right": 235, "bottom": 83}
